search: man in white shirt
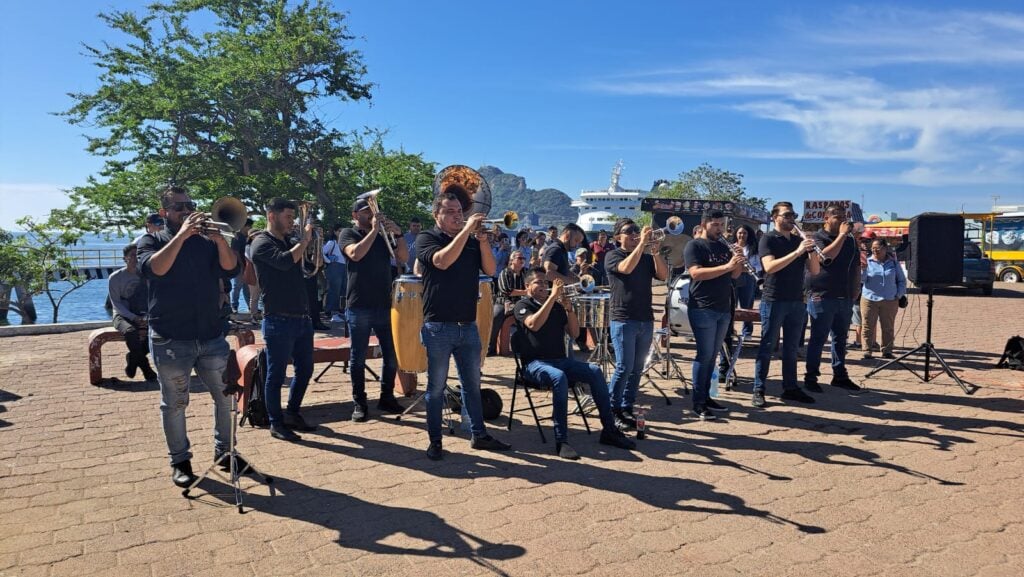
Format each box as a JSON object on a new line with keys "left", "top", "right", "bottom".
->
{"left": 322, "top": 223, "right": 348, "bottom": 323}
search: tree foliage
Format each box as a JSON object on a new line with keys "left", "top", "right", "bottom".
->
{"left": 657, "top": 163, "right": 768, "bottom": 210}
{"left": 62, "top": 0, "right": 377, "bottom": 226}
{"left": 0, "top": 210, "right": 100, "bottom": 323}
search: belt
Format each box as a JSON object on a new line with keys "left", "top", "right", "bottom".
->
{"left": 267, "top": 312, "right": 310, "bottom": 319}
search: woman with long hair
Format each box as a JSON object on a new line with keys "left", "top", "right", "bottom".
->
{"left": 734, "top": 224, "right": 762, "bottom": 339}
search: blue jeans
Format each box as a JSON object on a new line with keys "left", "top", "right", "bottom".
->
{"left": 806, "top": 297, "right": 853, "bottom": 382}
{"left": 345, "top": 306, "right": 398, "bottom": 404}
{"left": 231, "top": 276, "right": 250, "bottom": 312}
{"left": 261, "top": 315, "right": 314, "bottom": 425}
{"left": 608, "top": 320, "right": 654, "bottom": 412}
{"left": 753, "top": 300, "right": 807, "bottom": 393}
{"left": 149, "top": 332, "right": 232, "bottom": 466}
{"left": 421, "top": 322, "right": 487, "bottom": 442}
{"left": 525, "top": 357, "right": 617, "bottom": 441}
{"left": 325, "top": 262, "right": 347, "bottom": 314}
{"left": 687, "top": 307, "right": 731, "bottom": 408}
{"left": 736, "top": 280, "right": 757, "bottom": 338}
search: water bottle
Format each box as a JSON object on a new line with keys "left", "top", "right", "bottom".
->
{"left": 710, "top": 365, "right": 720, "bottom": 398}
{"left": 636, "top": 408, "right": 646, "bottom": 440}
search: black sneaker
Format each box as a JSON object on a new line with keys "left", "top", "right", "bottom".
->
{"left": 377, "top": 396, "right": 404, "bottom": 414}
{"left": 214, "top": 451, "right": 250, "bottom": 473}
{"left": 171, "top": 460, "right": 197, "bottom": 488}
{"left": 780, "top": 388, "right": 816, "bottom": 403}
{"left": 283, "top": 412, "right": 317, "bottom": 432}
{"left": 831, "top": 377, "right": 862, "bottom": 391}
{"left": 599, "top": 428, "right": 636, "bottom": 450}
{"left": 882, "top": 352, "right": 896, "bottom": 359}
{"left": 270, "top": 423, "right": 301, "bottom": 442}
{"left": 139, "top": 359, "right": 157, "bottom": 382}
{"left": 426, "top": 440, "right": 444, "bottom": 461}
{"left": 470, "top": 434, "right": 511, "bottom": 451}
{"left": 351, "top": 403, "right": 368, "bottom": 422}
{"left": 614, "top": 410, "right": 637, "bottom": 431}
{"left": 125, "top": 353, "right": 138, "bottom": 379}
{"left": 693, "top": 405, "right": 717, "bottom": 420}
{"left": 751, "top": 391, "right": 766, "bottom": 408}
{"left": 804, "top": 381, "right": 823, "bottom": 393}
{"left": 555, "top": 441, "right": 580, "bottom": 460}
{"left": 705, "top": 398, "right": 730, "bottom": 413}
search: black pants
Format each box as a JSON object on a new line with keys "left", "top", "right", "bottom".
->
{"left": 488, "top": 303, "right": 509, "bottom": 354}
{"left": 113, "top": 314, "right": 150, "bottom": 364}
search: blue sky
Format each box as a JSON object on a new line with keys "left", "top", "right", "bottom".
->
{"left": 2, "top": 0, "right": 1023, "bottom": 229}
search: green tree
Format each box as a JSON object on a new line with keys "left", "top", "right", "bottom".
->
{"left": 0, "top": 210, "right": 100, "bottom": 324}
{"left": 657, "top": 163, "right": 768, "bottom": 210}
{"left": 62, "top": 0, "right": 373, "bottom": 223}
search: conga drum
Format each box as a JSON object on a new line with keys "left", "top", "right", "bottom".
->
{"left": 391, "top": 275, "right": 427, "bottom": 373}
{"left": 476, "top": 275, "right": 493, "bottom": 365}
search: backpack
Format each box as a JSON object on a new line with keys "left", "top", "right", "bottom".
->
{"left": 996, "top": 335, "right": 1024, "bottom": 371}
{"left": 240, "top": 348, "right": 270, "bottom": 427}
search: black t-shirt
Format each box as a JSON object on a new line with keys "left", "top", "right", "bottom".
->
{"left": 542, "top": 239, "right": 571, "bottom": 278}
{"left": 250, "top": 231, "right": 309, "bottom": 316}
{"left": 683, "top": 238, "right": 734, "bottom": 312}
{"left": 417, "top": 227, "right": 482, "bottom": 322}
{"left": 513, "top": 298, "right": 568, "bottom": 362}
{"left": 759, "top": 230, "right": 808, "bottom": 302}
{"left": 137, "top": 230, "right": 241, "bottom": 340}
{"left": 339, "top": 227, "right": 393, "bottom": 309}
{"left": 605, "top": 248, "right": 656, "bottom": 321}
{"left": 808, "top": 229, "right": 859, "bottom": 299}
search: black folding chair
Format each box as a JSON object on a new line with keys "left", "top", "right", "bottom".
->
{"left": 507, "top": 330, "right": 592, "bottom": 443}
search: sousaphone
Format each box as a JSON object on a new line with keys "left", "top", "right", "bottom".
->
{"left": 432, "top": 165, "right": 492, "bottom": 218}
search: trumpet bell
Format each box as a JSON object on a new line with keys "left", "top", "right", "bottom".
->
{"left": 210, "top": 196, "right": 248, "bottom": 232}
{"left": 433, "top": 165, "right": 492, "bottom": 217}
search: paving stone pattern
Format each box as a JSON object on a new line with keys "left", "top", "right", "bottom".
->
{"left": 1, "top": 285, "right": 1023, "bottom": 576}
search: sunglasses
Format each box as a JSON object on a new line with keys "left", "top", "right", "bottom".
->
{"left": 166, "top": 201, "right": 197, "bottom": 212}
{"left": 620, "top": 226, "right": 641, "bottom": 235}
{"left": 778, "top": 211, "right": 799, "bottom": 219}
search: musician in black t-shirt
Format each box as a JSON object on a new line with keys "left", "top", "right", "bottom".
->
{"left": 805, "top": 204, "right": 862, "bottom": 392}
{"left": 682, "top": 210, "right": 742, "bottom": 420}
{"left": 513, "top": 268, "right": 635, "bottom": 459}
{"left": 751, "top": 202, "right": 820, "bottom": 408}
{"left": 416, "top": 192, "right": 510, "bottom": 461}
{"left": 542, "top": 223, "right": 585, "bottom": 284}
{"left": 605, "top": 218, "right": 669, "bottom": 430}
{"left": 250, "top": 198, "right": 317, "bottom": 442}
{"left": 137, "top": 186, "right": 240, "bottom": 488}
{"left": 339, "top": 196, "right": 409, "bottom": 422}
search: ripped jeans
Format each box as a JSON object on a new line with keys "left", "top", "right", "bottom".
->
{"left": 150, "top": 331, "right": 232, "bottom": 466}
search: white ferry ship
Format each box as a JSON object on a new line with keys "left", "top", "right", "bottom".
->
{"left": 571, "top": 161, "right": 648, "bottom": 232}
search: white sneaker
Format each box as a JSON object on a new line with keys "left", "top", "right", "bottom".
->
{"left": 330, "top": 313, "right": 344, "bottom": 323}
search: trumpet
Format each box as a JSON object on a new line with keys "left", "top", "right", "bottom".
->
{"left": 644, "top": 227, "right": 666, "bottom": 253}
{"left": 561, "top": 274, "right": 596, "bottom": 298}
{"left": 360, "top": 189, "right": 399, "bottom": 263}
{"left": 477, "top": 210, "right": 519, "bottom": 233}
{"left": 196, "top": 196, "right": 247, "bottom": 240}
{"left": 793, "top": 226, "right": 832, "bottom": 266}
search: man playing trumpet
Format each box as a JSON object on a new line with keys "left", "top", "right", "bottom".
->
{"left": 340, "top": 196, "right": 408, "bottom": 422}
{"left": 136, "top": 186, "right": 240, "bottom": 488}
{"left": 514, "top": 269, "right": 636, "bottom": 459}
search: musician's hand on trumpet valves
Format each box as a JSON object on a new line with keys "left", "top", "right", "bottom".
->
{"left": 465, "top": 213, "right": 489, "bottom": 243}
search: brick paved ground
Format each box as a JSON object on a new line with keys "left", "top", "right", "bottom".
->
{"left": 1, "top": 284, "right": 1023, "bottom": 576}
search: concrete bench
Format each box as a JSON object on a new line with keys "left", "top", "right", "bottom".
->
{"left": 88, "top": 326, "right": 255, "bottom": 385}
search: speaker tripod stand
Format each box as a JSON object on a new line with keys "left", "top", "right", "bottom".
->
{"left": 183, "top": 383, "right": 275, "bottom": 512}
{"left": 865, "top": 289, "right": 975, "bottom": 394}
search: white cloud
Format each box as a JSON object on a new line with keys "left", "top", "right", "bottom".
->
{"left": 580, "top": 6, "right": 1024, "bottom": 188}
{"left": 0, "top": 183, "right": 71, "bottom": 229}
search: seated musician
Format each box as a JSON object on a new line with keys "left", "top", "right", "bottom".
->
{"left": 513, "top": 267, "right": 636, "bottom": 460}
{"left": 108, "top": 243, "right": 157, "bottom": 381}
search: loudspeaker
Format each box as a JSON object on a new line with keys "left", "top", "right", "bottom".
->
{"left": 908, "top": 213, "right": 963, "bottom": 286}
